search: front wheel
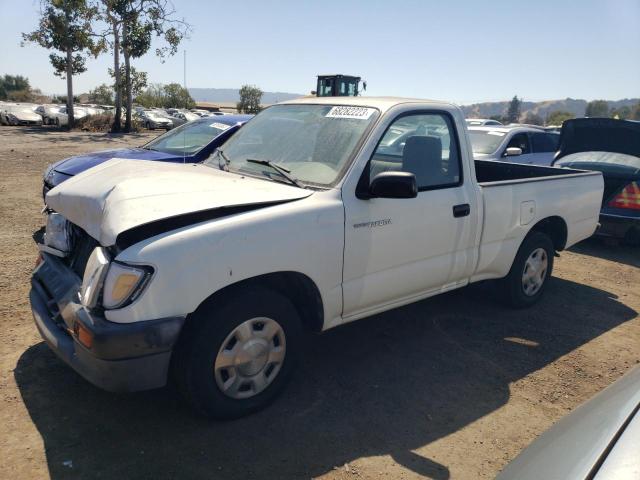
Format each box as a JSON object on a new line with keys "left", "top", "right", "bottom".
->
{"left": 499, "top": 231, "right": 554, "bottom": 308}
{"left": 172, "top": 286, "right": 302, "bottom": 419}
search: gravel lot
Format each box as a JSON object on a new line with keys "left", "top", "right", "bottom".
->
{"left": 0, "top": 127, "right": 638, "bottom": 480}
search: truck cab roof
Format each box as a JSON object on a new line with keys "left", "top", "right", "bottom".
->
{"left": 283, "top": 96, "right": 457, "bottom": 115}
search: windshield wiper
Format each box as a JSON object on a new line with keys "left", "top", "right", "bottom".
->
{"left": 216, "top": 148, "right": 230, "bottom": 171}
{"left": 246, "top": 159, "right": 304, "bottom": 188}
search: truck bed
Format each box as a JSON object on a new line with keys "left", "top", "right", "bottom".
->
{"left": 471, "top": 159, "right": 603, "bottom": 283}
{"left": 475, "top": 159, "right": 590, "bottom": 185}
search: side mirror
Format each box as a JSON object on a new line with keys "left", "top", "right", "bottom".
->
{"left": 505, "top": 147, "right": 523, "bottom": 157}
{"left": 369, "top": 171, "right": 417, "bottom": 199}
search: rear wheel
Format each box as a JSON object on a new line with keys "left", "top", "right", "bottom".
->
{"left": 173, "top": 286, "right": 301, "bottom": 419}
{"left": 500, "top": 231, "right": 554, "bottom": 308}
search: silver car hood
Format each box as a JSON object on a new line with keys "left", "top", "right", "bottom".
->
{"left": 497, "top": 366, "right": 640, "bottom": 479}
{"left": 45, "top": 158, "right": 313, "bottom": 246}
{"left": 12, "top": 110, "right": 41, "bottom": 121}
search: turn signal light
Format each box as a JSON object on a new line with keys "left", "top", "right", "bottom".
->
{"left": 608, "top": 182, "right": 640, "bottom": 210}
{"left": 74, "top": 321, "right": 94, "bottom": 349}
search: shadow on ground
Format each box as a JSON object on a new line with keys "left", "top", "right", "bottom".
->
{"left": 16, "top": 275, "right": 636, "bottom": 479}
{"left": 570, "top": 237, "right": 639, "bottom": 268}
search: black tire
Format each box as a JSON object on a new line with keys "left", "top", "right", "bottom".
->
{"left": 55, "top": 118, "right": 60, "bottom": 127}
{"left": 172, "top": 286, "right": 302, "bottom": 419}
{"left": 499, "top": 231, "right": 554, "bottom": 308}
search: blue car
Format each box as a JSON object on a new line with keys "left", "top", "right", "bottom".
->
{"left": 43, "top": 114, "right": 252, "bottom": 198}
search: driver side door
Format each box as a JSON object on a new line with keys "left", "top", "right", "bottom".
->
{"left": 341, "top": 111, "right": 478, "bottom": 320}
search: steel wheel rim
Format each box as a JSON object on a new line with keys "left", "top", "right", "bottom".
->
{"left": 214, "top": 317, "right": 286, "bottom": 399}
{"left": 522, "top": 247, "right": 548, "bottom": 296}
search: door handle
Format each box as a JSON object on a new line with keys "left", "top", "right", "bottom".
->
{"left": 453, "top": 204, "right": 470, "bottom": 218}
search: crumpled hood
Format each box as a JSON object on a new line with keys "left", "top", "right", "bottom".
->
{"left": 45, "top": 158, "right": 313, "bottom": 246}
{"left": 53, "top": 148, "right": 186, "bottom": 175}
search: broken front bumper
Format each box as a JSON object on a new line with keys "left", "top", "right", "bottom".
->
{"left": 30, "top": 253, "right": 185, "bottom": 392}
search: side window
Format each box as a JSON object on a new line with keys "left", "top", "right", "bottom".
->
{"left": 506, "top": 133, "right": 530, "bottom": 154}
{"left": 531, "top": 132, "right": 559, "bottom": 153}
{"left": 370, "top": 113, "right": 461, "bottom": 190}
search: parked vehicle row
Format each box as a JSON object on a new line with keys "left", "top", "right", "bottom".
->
{"left": 33, "top": 96, "right": 604, "bottom": 418}
{"left": 1, "top": 101, "right": 227, "bottom": 130}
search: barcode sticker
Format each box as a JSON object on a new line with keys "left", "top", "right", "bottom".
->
{"left": 325, "top": 106, "right": 376, "bottom": 120}
{"left": 210, "top": 122, "right": 230, "bottom": 130}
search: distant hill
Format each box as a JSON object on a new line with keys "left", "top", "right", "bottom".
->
{"left": 189, "top": 88, "right": 639, "bottom": 118}
{"left": 189, "top": 88, "right": 302, "bottom": 105}
{"left": 461, "top": 98, "right": 640, "bottom": 120}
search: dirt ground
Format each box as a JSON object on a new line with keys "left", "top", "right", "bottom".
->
{"left": 0, "top": 127, "right": 638, "bottom": 480}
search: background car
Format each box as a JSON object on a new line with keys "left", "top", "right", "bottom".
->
{"left": 135, "top": 109, "right": 173, "bottom": 130}
{"left": 0, "top": 104, "right": 43, "bottom": 126}
{"left": 42, "top": 114, "right": 253, "bottom": 197}
{"left": 49, "top": 106, "right": 90, "bottom": 126}
{"left": 170, "top": 110, "right": 201, "bottom": 126}
{"left": 552, "top": 118, "right": 640, "bottom": 244}
{"left": 497, "top": 366, "right": 640, "bottom": 479}
{"left": 465, "top": 118, "right": 503, "bottom": 126}
{"left": 468, "top": 125, "right": 560, "bottom": 165}
{"left": 35, "top": 104, "right": 63, "bottom": 125}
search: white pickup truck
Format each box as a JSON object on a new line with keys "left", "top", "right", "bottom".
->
{"left": 31, "top": 97, "right": 603, "bottom": 418}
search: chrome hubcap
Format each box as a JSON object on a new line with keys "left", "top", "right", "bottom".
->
{"left": 522, "top": 247, "right": 548, "bottom": 296}
{"left": 214, "top": 317, "right": 286, "bottom": 399}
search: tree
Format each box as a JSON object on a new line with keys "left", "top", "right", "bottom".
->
{"left": 52, "top": 94, "right": 80, "bottom": 104}
{"left": 610, "top": 105, "right": 631, "bottom": 120}
{"left": 23, "top": 0, "right": 100, "bottom": 128}
{"left": 102, "top": 0, "right": 190, "bottom": 132}
{"left": 546, "top": 110, "right": 575, "bottom": 126}
{"left": 585, "top": 100, "right": 609, "bottom": 118}
{"left": 109, "top": 66, "right": 147, "bottom": 98}
{"left": 522, "top": 112, "right": 543, "bottom": 126}
{"left": 163, "top": 83, "right": 194, "bottom": 108}
{"left": 0, "top": 75, "right": 31, "bottom": 100}
{"left": 135, "top": 82, "right": 194, "bottom": 108}
{"left": 88, "top": 83, "right": 114, "bottom": 104}
{"left": 507, "top": 95, "right": 521, "bottom": 123}
{"left": 237, "top": 85, "right": 263, "bottom": 114}
{"left": 632, "top": 103, "right": 640, "bottom": 121}
{"left": 135, "top": 83, "right": 165, "bottom": 108}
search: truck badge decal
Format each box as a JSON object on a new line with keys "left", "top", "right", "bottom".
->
{"left": 353, "top": 219, "right": 391, "bottom": 229}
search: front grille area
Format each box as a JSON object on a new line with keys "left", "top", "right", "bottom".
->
{"left": 64, "top": 225, "right": 99, "bottom": 278}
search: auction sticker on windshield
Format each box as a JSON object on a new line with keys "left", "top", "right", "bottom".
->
{"left": 326, "top": 106, "right": 376, "bottom": 120}
{"left": 210, "top": 122, "right": 231, "bottom": 130}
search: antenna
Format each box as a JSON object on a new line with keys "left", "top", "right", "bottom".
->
{"left": 183, "top": 49, "right": 187, "bottom": 164}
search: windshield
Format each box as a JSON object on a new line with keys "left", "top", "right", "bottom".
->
{"left": 144, "top": 119, "right": 232, "bottom": 155}
{"left": 204, "top": 104, "right": 379, "bottom": 186}
{"left": 469, "top": 130, "right": 507, "bottom": 154}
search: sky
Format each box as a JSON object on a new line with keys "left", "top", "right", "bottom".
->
{"left": 0, "top": 0, "right": 639, "bottom": 104}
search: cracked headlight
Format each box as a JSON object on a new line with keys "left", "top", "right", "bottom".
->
{"left": 80, "top": 247, "right": 110, "bottom": 308}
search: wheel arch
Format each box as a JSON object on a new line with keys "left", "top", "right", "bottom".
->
{"left": 528, "top": 215, "right": 568, "bottom": 251}
{"left": 187, "top": 271, "right": 325, "bottom": 334}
